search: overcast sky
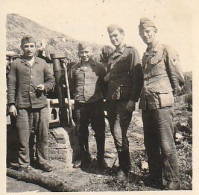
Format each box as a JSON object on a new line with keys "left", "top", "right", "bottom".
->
{"left": 1, "top": 0, "right": 197, "bottom": 71}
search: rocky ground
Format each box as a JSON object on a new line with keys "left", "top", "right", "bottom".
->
{"left": 7, "top": 100, "right": 192, "bottom": 192}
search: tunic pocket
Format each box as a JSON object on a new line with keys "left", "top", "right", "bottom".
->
{"left": 158, "top": 92, "right": 174, "bottom": 108}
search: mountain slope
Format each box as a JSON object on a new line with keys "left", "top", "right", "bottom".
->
{"left": 6, "top": 13, "right": 101, "bottom": 62}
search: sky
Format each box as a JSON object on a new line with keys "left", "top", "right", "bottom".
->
{"left": 1, "top": 0, "right": 197, "bottom": 71}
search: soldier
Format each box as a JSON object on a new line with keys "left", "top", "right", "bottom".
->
{"left": 104, "top": 24, "right": 143, "bottom": 179}
{"left": 69, "top": 43, "right": 107, "bottom": 169}
{"left": 7, "top": 35, "right": 55, "bottom": 172}
{"left": 138, "top": 18, "right": 184, "bottom": 190}
{"left": 6, "top": 51, "right": 18, "bottom": 76}
{"left": 6, "top": 51, "right": 19, "bottom": 126}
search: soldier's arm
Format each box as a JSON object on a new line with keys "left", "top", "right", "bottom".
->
{"left": 68, "top": 65, "right": 76, "bottom": 99}
{"left": 129, "top": 48, "right": 144, "bottom": 102}
{"left": 98, "top": 63, "right": 107, "bottom": 99}
{"left": 164, "top": 46, "right": 185, "bottom": 96}
{"left": 43, "top": 62, "right": 55, "bottom": 93}
{"left": 7, "top": 61, "right": 17, "bottom": 105}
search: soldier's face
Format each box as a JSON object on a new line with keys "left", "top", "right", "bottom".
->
{"left": 109, "top": 29, "right": 124, "bottom": 47}
{"left": 139, "top": 27, "right": 157, "bottom": 45}
{"left": 21, "top": 42, "right": 36, "bottom": 58}
{"left": 78, "top": 47, "right": 93, "bottom": 62}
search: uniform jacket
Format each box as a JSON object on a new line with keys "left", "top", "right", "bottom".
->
{"left": 139, "top": 42, "right": 185, "bottom": 110}
{"left": 7, "top": 56, "right": 55, "bottom": 109}
{"left": 106, "top": 45, "right": 143, "bottom": 102}
{"left": 69, "top": 59, "right": 106, "bottom": 103}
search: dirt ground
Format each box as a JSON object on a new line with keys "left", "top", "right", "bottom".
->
{"left": 7, "top": 176, "right": 50, "bottom": 192}
{"left": 7, "top": 101, "right": 192, "bottom": 192}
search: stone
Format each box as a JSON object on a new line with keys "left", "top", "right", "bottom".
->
{"left": 141, "top": 161, "right": 148, "bottom": 170}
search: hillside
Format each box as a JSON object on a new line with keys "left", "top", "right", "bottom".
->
{"left": 6, "top": 13, "right": 101, "bottom": 62}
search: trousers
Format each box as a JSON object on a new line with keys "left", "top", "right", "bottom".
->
{"left": 106, "top": 100, "right": 132, "bottom": 152}
{"left": 74, "top": 101, "right": 105, "bottom": 160}
{"left": 142, "top": 107, "right": 179, "bottom": 183}
{"left": 16, "top": 107, "right": 49, "bottom": 167}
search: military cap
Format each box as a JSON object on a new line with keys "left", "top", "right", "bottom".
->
{"left": 21, "top": 35, "right": 36, "bottom": 46}
{"left": 139, "top": 17, "right": 156, "bottom": 30}
{"left": 107, "top": 24, "right": 124, "bottom": 34}
{"left": 78, "top": 42, "right": 92, "bottom": 51}
{"left": 6, "top": 51, "right": 18, "bottom": 57}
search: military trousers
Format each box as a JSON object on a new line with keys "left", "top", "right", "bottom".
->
{"left": 74, "top": 101, "right": 105, "bottom": 160}
{"left": 16, "top": 107, "right": 49, "bottom": 167}
{"left": 106, "top": 100, "right": 132, "bottom": 152}
{"left": 142, "top": 107, "right": 179, "bottom": 183}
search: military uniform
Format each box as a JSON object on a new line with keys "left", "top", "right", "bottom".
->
{"left": 70, "top": 57, "right": 106, "bottom": 167}
{"left": 139, "top": 18, "right": 184, "bottom": 189}
{"left": 106, "top": 44, "right": 143, "bottom": 174}
{"left": 7, "top": 56, "right": 55, "bottom": 168}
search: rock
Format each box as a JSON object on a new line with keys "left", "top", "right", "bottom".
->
{"left": 175, "top": 132, "right": 184, "bottom": 144}
{"left": 181, "top": 126, "right": 192, "bottom": 134}
{"left": 132, "top": 133, "right": 144, "bottom": 139}
{"left": 176, "top": 122, "right": 187, "bottom": 132}
{"left": 175, "top": 132, "right": 183, "bottom": 140}
{"left": 141, "top": 161, "right": 148, "bottom": 170}
{"left": 105, "top": 153, "right": 117, "bottom": 159}
{"left": 48, "top": 127, "right": 80, "bottom": 166}
{"left": 175, "top": 121, "right": 191, "bottom": 134}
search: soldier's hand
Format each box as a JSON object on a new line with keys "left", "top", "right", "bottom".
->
{"left": 9, "top": 105, "right": 17, "bottom": 117}
{"left": 126, "top": 100, "right": 135, "bottom": 112}
{"left": 37, "top": 84, "right": 45, "bottom": 91}
{"left": 104, "top": 73, "right": 111, "bottom": 82}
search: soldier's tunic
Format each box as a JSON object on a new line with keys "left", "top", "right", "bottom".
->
{"left": 69, "top": 59, "right": 106, "bottom": 161}
{"left": 105, "top": 44, "right": 143, "bottom": 172}
{"left": 140, "top": 42, "right": 184, "bottom": 184}
{"left": 7, "top": 57, "right": 55, "bottom": 167}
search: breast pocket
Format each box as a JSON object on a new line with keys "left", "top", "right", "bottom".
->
{"left": 149, "top": 50, "right": 164, "bottom": 65}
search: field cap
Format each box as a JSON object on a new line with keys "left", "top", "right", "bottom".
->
{"left": 21, "top": 35, "right": 36, "bottom": 46}
{"left": 139, "top": 17, "right": 156, "bottom": 30}
{"left": 78, "top": 42, "right": 92, "bottom": 51}
{"left": 6, "top": 51, "right": 18, "bottom": 57}
{"left": 107, "top": 24, "right": 124, "bottom": 34}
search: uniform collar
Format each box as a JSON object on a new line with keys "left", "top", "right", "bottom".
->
{"left": 20, "top": 56, "right": 39, "bottom": 67}
{"left": 77, "top": 58, "right": 96, "bottom": 68}
{"left": 114, "top": 44, "right": 126, "bottom": 54}
{"left": 146, "top": 41, "right": 161, "bottom": 52}
{"left": 21, "top": 56, "right": 38, "bottom": 63}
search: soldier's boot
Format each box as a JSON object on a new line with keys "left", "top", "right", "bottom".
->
{"left": 96, "top": 136, "right": 108, "bottom": 170}
{"left": 73, "top": 137, "right": 89, "bottom": 168}
{"left": 122, "top": 150, "right": 131, "bottom": 177}
{"left": 81, "top": 139, "right": 91, "bottom": 168}
{"left": 116, "top": 151, "right": 127, "bottom": 180}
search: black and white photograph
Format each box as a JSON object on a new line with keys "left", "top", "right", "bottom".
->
{"left": 0, "top": 0, "right": 198, "bottom": 194}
